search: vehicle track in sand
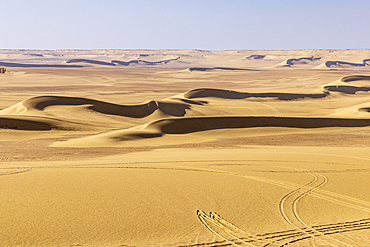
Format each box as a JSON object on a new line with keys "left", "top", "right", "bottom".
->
{"left": 35, "top": 159, "right": 370, "bottom": 246}
{"left": 0, "top": 156, "right": 34, "bottom": 176}
{"left": 7, "top": 154, "right": 370, "bottom": 246}
{"left": 185, "top": 218, "right": 370, "bottom": 247}
{"left": 195, "top": 166, "right": 369, "bottom": 246}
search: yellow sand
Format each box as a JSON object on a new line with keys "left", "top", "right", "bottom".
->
{"left": 1, "top": 49, "right": 370, "bottom": 246}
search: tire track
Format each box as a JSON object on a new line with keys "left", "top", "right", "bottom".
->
{"left": 30, "top": 159, "right": 370, "bottom": 246}
{"left": 271, "top": 170, "right": 355, "bottom": 247}
{"left": 197, "top": 210, "right": 256, "bottom": 247}
{"left": 186, "top": 218, "right": 370, "bottom": 247}
{"left": 259, "top": 103, "right": 280, "bottom": 116}
{"left": 0, "top": 156, "right": 34, "bottom": 176}
{"left": 36, "top": 162, "right": 370, "bottom": 214}
{"left": 36, "top": 161, "right": 370, "bottom": 214}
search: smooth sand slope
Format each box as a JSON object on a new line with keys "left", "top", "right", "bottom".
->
{"left": 1, "top": 49, "right": 370, "bottom": 246}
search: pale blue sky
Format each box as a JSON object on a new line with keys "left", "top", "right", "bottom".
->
{"left": 1, "top": 0, "right": 369, "bottom": 50}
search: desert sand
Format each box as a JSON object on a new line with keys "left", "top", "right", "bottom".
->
{"left": 1, "top": 49, "right": 370, "bottom": 246}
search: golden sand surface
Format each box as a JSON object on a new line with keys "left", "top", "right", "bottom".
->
{"left": 1, "top": 49, "right": 370, "bottom": 246}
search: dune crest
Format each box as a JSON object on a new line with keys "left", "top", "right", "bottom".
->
{"left": 246, "top": 55, "right": 266, "bottom": 59}
{"left": 111, "top": 57, "right": 180, "bottom": 66}
{"left": 55, "top": 116, "right": 370, "bottom": 146}
{"left": 280, "top": 56, "right": 321, "bottom": 67}
{"left": 341, "top": 75, "right": 370, "bottom": 83}
{"left": 0, "top": 96, "right": 191, "bottom": 118}
{"left": 316, "top": 59, "right": 370, "bottom": 69}
{"left": 323, "top": 85, "right": 370, "bottom": 94}
{"left": 0, "top": 116, "right": 52, "bottom": 130}
{"left": 187, "top": 67, "right": 253, "bottom": 71}
{"left": 0, "top": 61, "right": 83, "bottom": 68}
{"left": 65, "top": 59, "right": 116, "bottom": 66}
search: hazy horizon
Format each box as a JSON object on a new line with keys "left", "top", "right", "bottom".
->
{"left": 1, "top": 0, "right": 369, "bottom": 50}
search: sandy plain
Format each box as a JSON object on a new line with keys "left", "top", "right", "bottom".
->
{"left": 1, "top": 49, "right": 370, "bottom": 246}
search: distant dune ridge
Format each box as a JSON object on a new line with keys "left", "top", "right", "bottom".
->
{"left": 65, "top": 59, "right": 116, "bottom": 66}
{"left": 325, "top": 59, "right": 370, "bottom": 68}
{"left": 281, "top": 56, "right": 321, "bottom": 67}
{"left": 187, "top": 67, "right": 254, "bottom": 71}
{"left": 246, "top": 55, "right": 266, "bottom": 59}
{"left": 111, "top": 57, "right": 180, "bottom": 66}
{"left": 65, "top": 57, "right": 180, "bottom": 66}
{"left": 1, "top": 49, "right": 369, "bottom": 70}
{"left": 0, "top": 61, "right": 84, "bottom": 68}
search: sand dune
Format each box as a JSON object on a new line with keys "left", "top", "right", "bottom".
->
{"left": 111, "top": 57, "right": 179, "bottom": 66}
{"left": 246, "top": 55, "right": 266, "bottom": 59}
{"left": 65, "top": 58, "right": 181, "bottom": 66}
{"left": 323, "top": 85, "right": 370, "bottom": 94}
{"left": 341, "top": 75, "right": 370, "bottom": 83}
{"left": 56, "top": 116, "right": 370, "bottom": 146}
{"left": 0, "top": 61, "right": 83, "bottom": 68}
{"left": 184, "top": 88, "right": 328, "bottom": 100}
{"left": 65, "top": 59, "right": 116, "bottom": 66}
{"left": 0, "top": 96, "right": 192, "bottom": 118}
{"left": 281, "top": 56, "right": 321, "bottom": 67}
{"left": 23, "top": 53, "right": 44, "bottom": 57}
{"left": 187, "top": 67, "right": 253, "bottom": 71}
{"left": 0, "top": 116, "right": 52, "bottom": 130}
{"left": 0, "top": 115, "right": 91, "bottom": 131}
{"left": 316, "top": 59, "right": 370, "bottom": 69}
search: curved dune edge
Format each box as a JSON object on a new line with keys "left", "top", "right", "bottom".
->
{"left": 54, "top": 116, "right": 370, "bottom": 146}
{"left": 0, "top": 96, "right": 192, "bottom": 118}
{"left": 0, "top": 58, "right": 181, "bottom": 68}
{"left": 112, "top": 57, "right": 180, "bottom": 66}
{"left": 65, "top": 59, "right": 115, "bottom": 66}
{"left": 246, "top": 55, "right": 266, "bottom": 60}
{"left": 0, "top": 116, "right": 52, "bottom": 130}
{"left": 0, "top": 115, "right": 92, "bottom": 131}
{"left": 187, "top": 67, "right": 255, "bottom": 72}
{"left": 323, "top": 85, "right": 370, "bottom": 94}
{"left": 184, "top": 88, "right": 328, "bottom": 100}
{"left": 0, "top": 61, "right": 83, "bottom": 68}
{"left": 341, "top": 75, "right": 370, "bottom": 83}
{"left": 279, "top": 56, "right": 321, "bottom": 67}
{"left": 65, "top": 57, "right": 180, "bottom": 66}
{"left": 315, "top": 59, "right": 370, "bottom": 69}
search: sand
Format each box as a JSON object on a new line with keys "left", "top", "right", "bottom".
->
{"left": 1, "top": 49, "right": 370, "bottom": 246}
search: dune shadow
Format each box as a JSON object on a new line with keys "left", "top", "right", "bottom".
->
{"left": 341, "top": 75, "right": 370, "bottom": 83}
{"left": 119, "top": 116, "right": 370, "bottom": 139}
{"left": 0, "top": 117, "right": 52, "bottom": 130}
{"left": 187, "top": 67, "right": 254, "bottom": 72}
{"left": 246, "top": 55, "right": 266, "bottom": 60}
{"left": 284, "top": 56, "right": 321, "bottom": 67}
{"left": 19, "top": 96, "right": 190, "bottom": 118}
{"left": 325, "top": 59, "right": 370, "bottom": 68}
{"left": 184, "top": 88, "right": 328, "bottom": 100}
{"left": 65, "top": 59, "right": 115, "bottom": 66}
{"left": 0, "top": 62, "right": 83, "bottom": 68}
{"left": 323, "top": 85, "right": 370, "bottom": 94}
{"left": 111, "top": 57, "right": 179, "bottom": 66}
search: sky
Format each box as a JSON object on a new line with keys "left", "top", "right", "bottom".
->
{"left": 1, "top": 0, "right": 369, "bottom": 50}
